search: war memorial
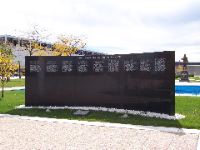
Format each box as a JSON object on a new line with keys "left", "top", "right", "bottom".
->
{"left": 25, "top": 51, "right": 175, "bottom": 115}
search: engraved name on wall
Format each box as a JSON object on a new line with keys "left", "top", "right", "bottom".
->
{"left": 28, "top": 56, "right": 166, "bottom": 73}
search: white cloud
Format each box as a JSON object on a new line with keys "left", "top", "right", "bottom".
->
{"left": 0, "top": 0, "right": 200, "bottom": 61}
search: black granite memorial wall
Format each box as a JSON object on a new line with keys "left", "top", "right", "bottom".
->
{"left": 25, "top": 51, "right": 175, "bottom": 115}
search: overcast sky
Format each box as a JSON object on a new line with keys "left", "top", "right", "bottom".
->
{"left": 0, "top": 0, "right": 200, "bottom": 61}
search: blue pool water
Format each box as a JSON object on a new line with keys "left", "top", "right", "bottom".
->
{"left": 175, "top": 85, "right": 200, "bottom": 95}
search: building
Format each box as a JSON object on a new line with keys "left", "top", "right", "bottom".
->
{"left": 0, "top": 35, "right": 105, "bottom": 67}
{"left": 1, "top": 35, "right": 200, "bottom": 75}
{"left": 175, "top": 62, "right": 200, "bottom": 76}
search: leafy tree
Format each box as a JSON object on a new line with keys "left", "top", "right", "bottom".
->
{"left": 0, "top": 44, "right": 13, "bottom": 56}
{"left": 0, "top": 44, "right": 18, "bottom": 98}
{"left": 52, "top": 35, "right": 86, "bottom": 56}
{"left": 176, "top": 64, "right": 183, "bottom": 73}
{"left": 20, "top": 25, "right": 49, "bottom": 56}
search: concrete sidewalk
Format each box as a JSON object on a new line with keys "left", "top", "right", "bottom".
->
{"left": 0, "top": 114, "right": 199, "bottom": 149}
{"left": 1, "top": 86, "right": 25, "bottom": 91}
{"left": 10, "top": 76, "right": 25, "bottom": 80}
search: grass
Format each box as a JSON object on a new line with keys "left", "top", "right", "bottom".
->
{"left": 4, "top": 79, "right": 25, "bottom": 87}
{"left": 176, "top": 76, "right": 200, "bottom": 82}
{"left": 0, "top": 90, "right": 200, "bottom": 129}
{"left": 190, "top": 76, "right": 200, "bottom": 81}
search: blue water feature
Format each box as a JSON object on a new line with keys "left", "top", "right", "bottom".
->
{"left": 175, "top": 85, "right": 200, "bottom": 95}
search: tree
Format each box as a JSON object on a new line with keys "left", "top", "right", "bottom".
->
{"left": 21, "top": 40, "right": 41, "bottom": 56}
{"left": 0, "top": 44, "right": 18, "bottom": 98}
{"left": 52, "top": 35, "right": 86, "bottom": 56}
{"left": 176, "top": 64, "right": 183, "bottom": 73}
{"left": 20, "top": 25, "right": 49, "bottom": 56}
{"left": 0, "top": 44, "right": 13, "bottom": 56}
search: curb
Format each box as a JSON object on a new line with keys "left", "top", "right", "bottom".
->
{"left": 0, "top": 114, "right": 200, "bottom": 135}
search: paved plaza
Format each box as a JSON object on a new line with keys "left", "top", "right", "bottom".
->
{"left": 0, "top": 115, "right": 199, "bottom": 150}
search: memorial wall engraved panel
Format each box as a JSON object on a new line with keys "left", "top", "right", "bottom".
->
{"left": 29, "top": 61, "right": 41, "bottom": 73}
{"left": 62, "top": 61, "right": 73, "bottom": 72}
{"left": 25, "top": 51, "right": 175, "bottom": 115}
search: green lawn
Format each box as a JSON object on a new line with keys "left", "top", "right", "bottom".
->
{"left": 190, "top": 76, "right": 200, "bottom": 80}
{"left": 0, "top": 91, "right": 200, "bottom": 129}
{"left": 175, "top": 76, "right": 200, "bottom": 82}
{"left": 4, "top": 79, "right": 25, "bottom": 87}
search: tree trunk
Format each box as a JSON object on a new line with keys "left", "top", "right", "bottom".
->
{"left": 1, "top": 82, "right": 4, "bottom": 98}
{"left": 29, "top": 41, "right": 32, "bottom": 56}
{"left": 18, "top": 61, "right": 21, "bottom": 79}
